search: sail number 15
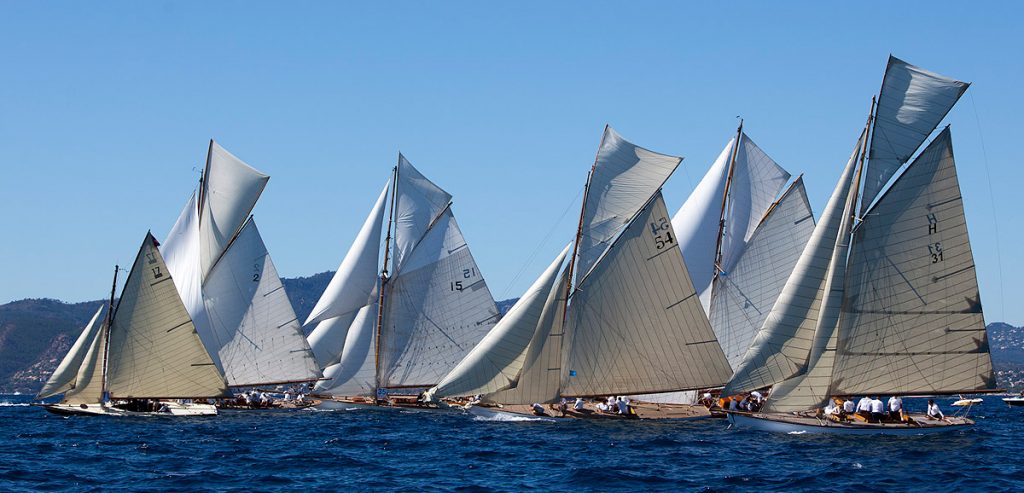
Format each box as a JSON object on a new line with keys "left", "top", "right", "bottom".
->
{"left": 650, "top": 217, "right": 675, "bottom": 250}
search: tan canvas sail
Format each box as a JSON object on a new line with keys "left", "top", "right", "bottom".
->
{"left": 61, "top": 321, "right": 108, "bottom": 405}
{"left": 106, "top": 233, "right": 229, "bottom": 399}
{"left": 37, "top": 306, "right": 104, "bottom": 399}
{"left": 831, "top": 128, "right": 994, "bottom": 395}
{"left": 562, "top": 192, "right": 732, "bottom": 397}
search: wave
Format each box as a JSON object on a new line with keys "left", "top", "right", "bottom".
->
{"left": 0, "top": 401, "right": 30, "bottom": 407}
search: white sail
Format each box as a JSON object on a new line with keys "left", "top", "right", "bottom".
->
{"left": 306, "top": 184, "right": 389, "bottom": 366}
{"left": 62, "top": 321, "right": 108, "bottom": 405}
{"left": 37, "top": 306, "right": 104, "bottom": 399}
{"left": 199, "top": 141, "right": 270, "bottom": 278}
{"left": 379, "top": 210, "right": 500, "bottom": 388}
{"left": 576, "top": 126, "right": 681, "bottom": 282}
{"left": 161, "top": 192, "right": 219, "bottom": 370}
{"left": 106, "top": 233, "right": 229, "bottom": 399}
{"left": 719, "top": 133, "right": 791, "bottom": 273}
{"left": 305, "top": 184, "right": 389, "bottom": 328}
{"left": 672, "top": 139, "right": 733, "bottom": 310}
{"left": 724, "top": 133, "right": 864, "bottom": 395}
{"left": 862, "top": 56, "right": 969, "bottom": 210}
{"left": 314, "top": 303, "right": 379, "bottom": 397}
{"left": 832, "top": 128, "right": 995, "bottom": 395}
{"left": 201, "top": 219, "right": 321, "bottom": 387}
{"left": 709, "top": 178, "right": 815, "bottom": 370}
{"left": 392, "top": 154, "right": 452, "bottom": 272}
{"left": 432, "top": 245, "right": 570, "bottom": 398}
{"left": 763, "top": 159, "right": 861, "bottom": 413}
{"left": 486, "top": 262, "right": 571, "bottom": 405}
{"left": 563, "top": 192, "right": 733, "bottom": 397}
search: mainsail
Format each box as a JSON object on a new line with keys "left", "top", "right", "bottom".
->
{"left": 202, "top": 219, "right": 321, "bottom": 386}
{"left": 36, "top": 306, "right": 104, "bottom": 399}
{"left": 709, "top": 178, "right": 815, "bottom": 370}
{"left": 563, "top": 191, "right": 732, "bottom": 396}
{"left": 106, "top": 233, "right": 229, "bottom": 399}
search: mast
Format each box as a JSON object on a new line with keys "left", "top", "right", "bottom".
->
{"left": 198, "top": 139, "right": 214, "bottom": 212}
{"left": 374, "top": 163, "right": 400, "bottom": 398}
{"left": 100, "top": 264, "right": 118, "bottom": 400}
{"left": 563, "top": 125, "right": 607, "bottom": 311}
{"left": 711, "top": 119, "right": 743, "bottom": 280}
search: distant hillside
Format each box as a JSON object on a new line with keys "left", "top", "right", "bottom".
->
{"left": 0, "top": 271, "right": 520, "bottom": 393}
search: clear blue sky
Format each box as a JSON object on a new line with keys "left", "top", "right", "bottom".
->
{"left": 1, "top": 2, "right": 1021, "bottom": 324}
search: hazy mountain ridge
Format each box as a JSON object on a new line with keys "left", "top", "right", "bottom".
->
{"left": 1, "top": 279, "right": 1020, "bottom": 393}
{"left": 0, "top": 272, "right": 522, "bottom": 393}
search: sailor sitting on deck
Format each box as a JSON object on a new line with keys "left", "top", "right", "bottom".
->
{"left": 823, "top": 399, "right": 839, "bottom": 418}
{"left": 856, "top": 396, "right": 872, "bottom": 420}
{"left": 616, "top": 396, "right": 630, "bottom": 415}
{"left": 887, "top": 396, "right": 903, "bottom": 422}
{"left": 573, "top": 397, "right": 585, "bottom": 411}
{"left": 926, "top": 399, "right": 944, "bottom": 420}
{"left": 842, "top": 397, "right": 855, "bottom": 417}
{"left": 531, "top": 403, "right": 548, "bottom": 416}
{"left": 869, "top": 396, "right": 885, "bottom": 423}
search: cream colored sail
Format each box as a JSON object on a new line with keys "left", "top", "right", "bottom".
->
{"left": 392, "top": 154, "right": 452, "bottom": 271}
{"left": 724, "top": 133, "right": 864, "bottom": 395}
{"left": 202, "top": 219, "right": 321, "bottom": 386}
{"left": 709, "top": 178, "right": 815, "bottom": 370}
{"left": 563, "top": 192, "right": 732, "bottom": 397}
{"left": 62, "top": 321, "right": 108, "bottom": 405}
{"left": 378, "top": 210, "right": 500, "bottom": 388}
{"left": 199, "top": 141, "right": 270, "bottom": 279}
{"left": 37, "top": 306, "right": 104, "bottom": 399}
{"left": 576, "top": 126, "right": 681, "bottom": 282}
{"left": 431, "top": 245, "right": 570, "bottom": 399}
{"left": 106, "top": 233, "right": 229, "bottom": 399}
{"left": 485, "top": 265, "right": 571, "bottom": 405}
{"left": 862, "top": 56, "right": 969, "bottom": 211}
{"left": 832, "top": 128, "right": 994, "bottom": 395}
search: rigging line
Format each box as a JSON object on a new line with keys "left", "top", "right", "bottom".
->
{"left": 496, "top": 183, "right": 584, "bottom": 300}
{"left": 968, "top": 91, "right": 1005, "bottom": 322}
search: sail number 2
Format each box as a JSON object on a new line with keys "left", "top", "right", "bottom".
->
{"left": 650, "top": 217, "right": 675, "bottom": 250}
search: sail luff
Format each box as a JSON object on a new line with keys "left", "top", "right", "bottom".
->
{"left": 61, "top": 320, "right": 108, "bottom": 405}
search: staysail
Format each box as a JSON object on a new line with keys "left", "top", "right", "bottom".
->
{"left": 314, "top": 300, "right": 379, "bottom": 397}
{"left": 36, "top": 306, "right": 105, "bottom": 399}
{"left": 305, "top": 184, "right": 389, "bottom": 367}
{"left": 106, "top": 233, "right": 229, "bottom": 399}
{"left": 202, "top": 219, "right": 321, "bottom": 386}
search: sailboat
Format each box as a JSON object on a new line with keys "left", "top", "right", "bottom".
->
{"left": 723, "top": 56, "right": 997, "bottom": 434}
{"left": 630, "top": 123, "right": 816, "bottom": 407}
{"left": 304, "top": 154, "right": 500, "bottom": 407}
{"left": 162, "top": 141, "right": 321, "bottom": 400}
{"left": 424, "top": 126, "right": 734, "bottom": 419}
{"left": 39, "top": 233, "right": 230, "bottom": 416}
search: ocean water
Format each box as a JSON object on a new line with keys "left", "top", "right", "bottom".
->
{"left": 1, "top": 395, "right": 1020, "bottom": 492}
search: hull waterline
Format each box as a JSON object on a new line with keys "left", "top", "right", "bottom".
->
{"left": 727, "top": 412, "right": 973, "bottom": 435}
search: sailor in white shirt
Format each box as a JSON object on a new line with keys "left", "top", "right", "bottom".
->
{"left": 856, "top": 396, "right": 872, "bottom": 418}
{"left": 574, "top": 397, "right": 585, "bottom": 411}
{"left": 869, "top": 396, "right": 885, "bottom": 423}
{"left": 927, "top": 399, "right": 944, "bottom": 420}
{"left": 887, "top": 396, "right": 903, "bottom": 422}
{"left": 616, "top": 396, "right": 630, "bottom": 415}
{"left": 823, "top": 399, "right": 838, "bottom": 417}
{"left": 842, "top": 398, "right": 856, "bottom": 416}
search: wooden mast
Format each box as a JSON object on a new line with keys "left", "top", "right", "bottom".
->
{"left": 562, "top": 125, "right": 607, "bottom": 317}
{"left": 711, "top": 119, "right": 744, "bottom": 282}
{"left": 100, "top": 264, "right": 119, "bottom": 401}
{"left": 374, "top": 161, "right": 400, "bottom": 402}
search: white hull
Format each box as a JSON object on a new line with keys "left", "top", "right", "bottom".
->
{"left": 45, "top": 402, "right": 218, "bottom": 417}
{"left": 1003, "top": 397, "right": 1024, "bottom": 407}
{"left": 727, "top": 412, "right": 973, "bottom": 435}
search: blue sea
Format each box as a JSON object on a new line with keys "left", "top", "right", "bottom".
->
{"left": 1, "top": 394, "right": 1020, "bottom": 492}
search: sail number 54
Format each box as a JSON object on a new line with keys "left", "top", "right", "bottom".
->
{"left": 650, "top": 217, "right": 675, "bottom": 250}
